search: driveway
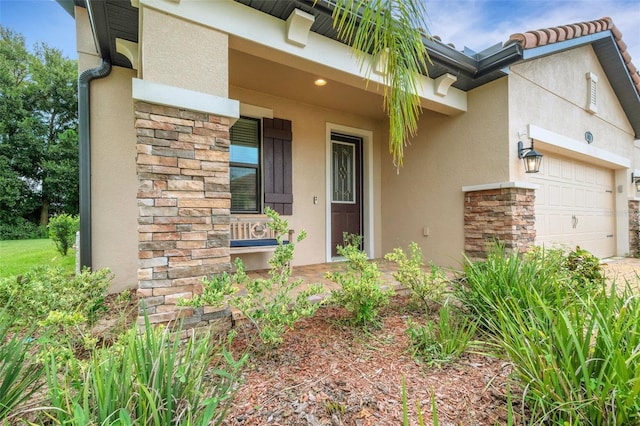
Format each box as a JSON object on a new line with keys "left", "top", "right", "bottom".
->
{"left": 602, "top": 257, "right": 640, "bottom": 291}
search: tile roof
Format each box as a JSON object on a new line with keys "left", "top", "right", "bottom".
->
{"left": 506, "top": 17, "right": 640, "bottom": 97}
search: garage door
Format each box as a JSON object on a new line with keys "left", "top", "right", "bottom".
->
{"left": 530, "top": 154, "right": 615, "bottom": 258}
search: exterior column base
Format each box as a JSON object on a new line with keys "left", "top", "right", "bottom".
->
{"left": 134, "top": 100, "right": 232, "bottom": 328}
{"left": 464, "top": 187, "right": 536, "bottom": 259}
{"left": 629, "top": 200, "right": 640, "bottom": 257}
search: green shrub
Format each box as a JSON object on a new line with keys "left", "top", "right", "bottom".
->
{"left": 181, "top": 258, "right": 246, "bottom": 309}
{"left": 566, "top": 245, "right": 604, "bottom": 290}
{"left": 42, "top": 317, "right": 246, "bottom": 425}
{"left": 405, "top": 302, "right": 476, "bottom": 367}
{"left": 327, "top": 234, "right": 393, "bottom": 327}
{"left": 48, "top": 213, "right": 79, "bottom": 256}
{"left": 457, "top": 245, "right": 573, "bottom": 332}
{"left": 457, "top": 247, "right": 640, "bottom": 424}
{"left": 0, "top": 217, "right": 47, "bottom": 240}
{"left": 182, "top": 207, "right": 323, "bottom": 348}
{"left": 385, "top": 242, "right": 447, "bottom": 311}
{"left": 0, "top": 304, "right": 44, "bottom": 422}
{"left": 0, "top": 266, "right": 111, "bottom": 370}
{"left": 231, "top": 208, "right": 323, "bottom": 347}
{"left": 0, "top": 266, "right": 112, "bottom": 326}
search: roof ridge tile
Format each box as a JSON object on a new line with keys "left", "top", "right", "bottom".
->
{"left": 507, "top": 16, "right": 639, "bottom": 97}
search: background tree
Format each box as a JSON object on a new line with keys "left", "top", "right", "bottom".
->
{"left": 0, "top": 26, "right": 78, "bottom": 238}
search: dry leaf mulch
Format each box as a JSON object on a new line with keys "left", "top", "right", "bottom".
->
{"left": 225, "top": 298, "right": 515, "bottom": 426}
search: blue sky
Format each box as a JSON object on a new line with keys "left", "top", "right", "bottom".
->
{"left": 0, "top": 0, "right": 638, "bottom": 67}
{"left": 0, "top": 0, "right": 76, "bottom": 58}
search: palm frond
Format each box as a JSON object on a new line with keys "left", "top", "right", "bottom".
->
{"left": 327, "top": 0, "right": 430, "bottom": 168}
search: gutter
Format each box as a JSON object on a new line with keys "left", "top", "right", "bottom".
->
{"left": 296, "top": 0, "right": 524, "bottom": 83}
{"left": 78, "top": 59, "right": 111, "bottom": 270}
{"left": 476, "top": 43, "right": 523, "bottom": 77}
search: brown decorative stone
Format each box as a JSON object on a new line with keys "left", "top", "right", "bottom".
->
{"left": 464, "top": 187, "right": 536, "bottom": 259}
{"left": 629, "top": 200, "right": 639, "bottom": 257}
{"left": 135, "top": 101, "right": 232, "bottom": 328}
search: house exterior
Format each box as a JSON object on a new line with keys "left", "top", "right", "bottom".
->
{"left": 58, "top": 0, "right": 640, "bottom": 326}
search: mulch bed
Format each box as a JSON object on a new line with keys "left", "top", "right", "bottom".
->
{"left": 225, "top": 297, "right": 516, "bottom": 425}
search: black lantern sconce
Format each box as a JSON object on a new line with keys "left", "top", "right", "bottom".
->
{"left": 518, "top": 139, "right": 543, "bottom": 173}
{"left": 632, "top": 173, "right": 640, "bottom": 192}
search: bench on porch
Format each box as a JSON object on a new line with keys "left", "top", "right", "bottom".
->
{"left": 229, "top": 215, "right": 294, "bottom": 254}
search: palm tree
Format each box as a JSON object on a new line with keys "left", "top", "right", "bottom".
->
{"left": 327, "top": 0, "right": 430, "bottom": 168}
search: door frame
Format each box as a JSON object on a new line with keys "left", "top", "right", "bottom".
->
{"left": 325, "top": 123, "right": 373, "bottom": 261}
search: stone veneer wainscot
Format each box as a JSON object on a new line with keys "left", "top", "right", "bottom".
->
{"left": 134, "top": 101, "right": 232, "bottom": 331}
{"left": 629, "top": 200, "right": 640, "bottom": 257}
{"left": 463, "top": 182, "right": 537, "bottom": 259}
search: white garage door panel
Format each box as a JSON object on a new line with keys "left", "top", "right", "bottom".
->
{"left": 532, "top": 154, "right": 615, "bottom": 258}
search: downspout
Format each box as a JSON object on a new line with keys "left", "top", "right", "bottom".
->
{"left": 78, "top": 59, "right": 111, "bottom": 270}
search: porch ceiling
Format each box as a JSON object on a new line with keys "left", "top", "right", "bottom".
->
{"left": 230, "top": 48, "right": 388, "bottom": 120}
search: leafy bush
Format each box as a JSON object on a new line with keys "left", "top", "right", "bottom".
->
{"left": 405, "top": 302, "right": 476, "bottom": 367}
{"left": 48, "top": 213, "right": 79, "bottom": 256}
{"left": 0, "top": 266, "right": 112, "bottom": 326}
{"left": 0, "top": 266, "right": 111, "bottom": 370}
{"left": 182, "top": 207, "right": 323, "bottom": 348}
{"left": 457, "top": 247, "right": 640, "bottom": 424}
{"left": 327, "top": 234, "right": 393, "bottom": 327}
{"left": 565, "top": 245, "right": 604, "bottom": 290}
{"left": 0, "top": 304, "right": 44, "bottom": 422}
{"left": 41, "top": 317, "right": 246, "bottom": 425}
{"left": 385, "top": 242, "right": 447, "bottom": 311}
{"left": 0, "top": 217, "right": 47, "bottom": 240}
{"left": 181, "top": 258, "right": 246, "bottom": 309}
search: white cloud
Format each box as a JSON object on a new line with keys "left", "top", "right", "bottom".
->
{"left": 423, "top": 0, "right": 640, "bottom": 66}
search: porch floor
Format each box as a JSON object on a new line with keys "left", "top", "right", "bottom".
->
{"left": 243, "top": 256, "right": 640, "bottom": 299}
{"left": 243, "top": 258, "right": 463, "bottom": 301}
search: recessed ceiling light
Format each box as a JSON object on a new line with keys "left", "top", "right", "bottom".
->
{"left": 314, "top": 78, "right": 327, "bottom": 86}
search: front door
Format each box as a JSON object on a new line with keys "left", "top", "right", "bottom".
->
{"left": 330, "top": 133, "right": 362, "bottom": 257}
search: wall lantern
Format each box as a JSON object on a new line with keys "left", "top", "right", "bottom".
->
{"left": 632, "top": 173, "right": 640, "bottom": 192}
{"left": 518, "top": 139, "right": 543, "bottom": 173}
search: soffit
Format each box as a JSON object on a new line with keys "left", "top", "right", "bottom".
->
{"left": 65, "top": 0, "right": 139, "bottom": 68}
{"left": 229, "top": 48, "right": 388, "bottom": 120}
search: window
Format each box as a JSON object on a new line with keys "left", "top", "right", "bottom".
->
{"left": 230, "top": 117, "right": 260, "bottom": 213}
{"left": 229, "top": 116, "right": 293, "bottom": 215}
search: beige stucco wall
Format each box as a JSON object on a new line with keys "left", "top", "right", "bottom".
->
{"left": 508, "top": 46, "right": 635, "bottom": 178}
{"left": 229, "top": 86, "right": 385, "bottom": 269}
{"left": 380, "top": 79, "right": 510, "bottom": 267}
{"left": 140, "top": 7, "right": 228, "bottom": 97}
{"left": 75, "top": 7, "right": 98, "bottom": 62}
{"left": 90, "top": 68, "right": 138, "bottom": 293}
{"left": 508, "top": 46, "right": 636, "bottom": 256}
{"left": 75, "top": 6, "right": 100, "bottom": 71}
{"left": 76, "top": 8, "right": 138, "bottom": 292}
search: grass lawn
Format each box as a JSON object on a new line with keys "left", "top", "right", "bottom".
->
{"left": 0, "top": 239, "right": 75, "bottom": 278}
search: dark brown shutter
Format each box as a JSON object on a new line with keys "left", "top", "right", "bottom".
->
{"left": 263, "top": 118, "right": 293, "bottom": 215}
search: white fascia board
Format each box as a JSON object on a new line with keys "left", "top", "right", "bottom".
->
{"left": 529, "top": 124, "right": 630, "bottom": 169}
{"left": 139, "top": 0, "right": 466, "bottom": 114}
{"left": 132, "top": 78, "right": 240, "bottom": 120}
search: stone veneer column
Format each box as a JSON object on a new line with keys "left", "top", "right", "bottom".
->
{"left": 629, "top": 200, "right": 640, "bottom": 257}
{"left": 134, "top": 101, "right": 231, "bottom": 327}
{"left": 464, "top": 186, "right": 536, "bottom": 259}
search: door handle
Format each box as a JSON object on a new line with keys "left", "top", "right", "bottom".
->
{"left": 572, "top": 215, "right": 578, "bottom": 229}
